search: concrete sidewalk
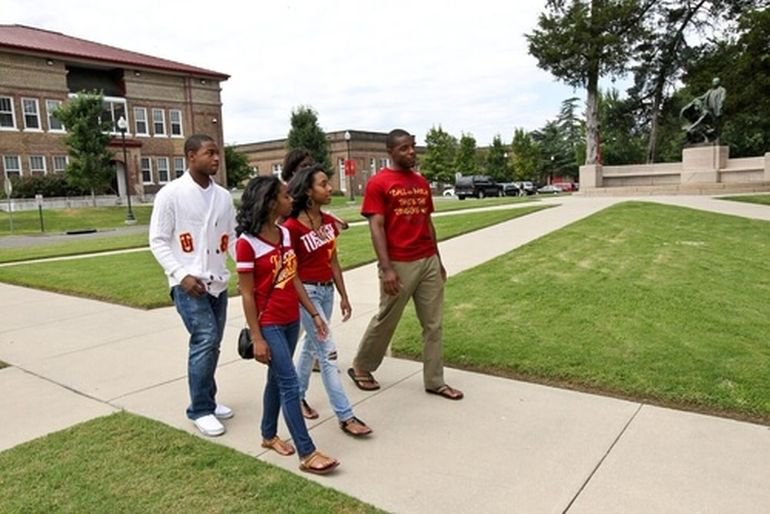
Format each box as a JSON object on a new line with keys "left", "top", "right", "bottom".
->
{"left": 1, "top": 195, "right": 769, "bottom": 513}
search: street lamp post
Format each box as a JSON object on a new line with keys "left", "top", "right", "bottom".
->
{"left": 116, "top": 116, "right": 136, "bottom": 224}
{"left": 344, "top": 130, "right": 354, "bottom": 201}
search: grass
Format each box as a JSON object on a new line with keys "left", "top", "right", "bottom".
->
{"left": 0, "top": 232, "right": 149, "bottom": 264}
{"left": 392, "top": 202, "right": 770, "bottom": 423}
{"left": 0, "top": 206, "right": 546, "bottom": 309}
{"left": 0, "top": 205, "right": 154, "bottom": 236}
{"left": 0, "top": 412, "right": 382, "bottom": 514}
{"left": 719, "top": 194, "right": 770, "bottom": 206}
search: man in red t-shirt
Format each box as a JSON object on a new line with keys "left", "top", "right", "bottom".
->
{"left": 348, "top": 129, "right": 463, "bottom": 400}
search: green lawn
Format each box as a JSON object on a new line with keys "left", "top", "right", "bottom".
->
{"left": 719, "top": 193, "right": 770, "bottom": 206}
{"left": 392, "top": 202, "right": 770, "bottom": 423}
{"left": 0, "top": 205, "right": 154, "bottom": 236}
{"left": 0, "top": 232, "right": 149, "bottom": 264}
{"left": 0, "top": 206, "right": 546, "bottom": 309}
{"left": 0, "top": 412, "right": 381, "bottom": 514}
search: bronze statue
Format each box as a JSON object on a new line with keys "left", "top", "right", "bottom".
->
{"left": 680, "top": 77, "right": 726, "bottom": 144}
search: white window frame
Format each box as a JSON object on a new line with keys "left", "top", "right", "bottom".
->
{"left": 3, "top": 155, "right": 21, "bottom": 179}
{"left": 140, "top": 157, "right": 153, "bottom": 184}
{"left": 338, "top": 158, "right": 346, "bottom": 192}
{"left": 53, "top": 155, "right": 69, "bottom": 173}
{"left": 0, "top": 95, "right": 16, "bottom": 130}
{"left": 173, "top": 157, "right": 185, "bottom": 178}
{"left": 134, "top": 107, "right": 148, "bottom": 136}
{"left": 157, "top": 157, "right": 170, "bottom": 183}
{"left": 378, "top": 158, "right": 390, "bottom": 169}
{"left": 69, "top": 94, "right": 128, "bottom": 135}
{"left": 22, "top": 97, "right": 42, "bottom": 131}
{"left": 45, "top": 99, "right": 65, "bottom": 132}
{"left": 271, "top": 163, "right": 282, "bottom": 177}
{"left": 29, "top": 155, "right": 47, "bottom": 175}
{"left": 169, "top": 109, "right": 183, "bottom": 137}
{"left": 152, "top": 108, "right": 166, "bottom": 136}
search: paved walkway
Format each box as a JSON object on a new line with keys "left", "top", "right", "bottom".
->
{"left": 1, "top": 195, "right": 769, "bottom": 513}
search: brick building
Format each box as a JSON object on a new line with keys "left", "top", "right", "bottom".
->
{"left": 0, "top": 25, "right": 229, "bottom": 199}
{"left": 234, "top": 130, "right": 426, "bottom": 195}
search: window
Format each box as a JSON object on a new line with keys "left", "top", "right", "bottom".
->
{"left": 157, "top": 157, "right": 169, "bottom": 183}
{"left": 141, "top": 157, "right": 152, "bottom": 184}
{"left": 271, "top": 163, "right": 282, "bottom": 177}
{"left": 101, "top": 97, "right": 127, "bottom": 133}
{"left": 29, "top": 155, "right": 46, "bottom": 176}
{"left": 173, "top": 157, "right": 185, "bottom": 178}
{"left": 169, "top": 109, "right": 183, "bottom": 137}
{"left": 53, "top": 155, "right": 68, "bottom": 173}
{"left": 134, "top": 107, "right": 148, "bottom": 135}
{"left": 369, "top": 157, "right": 376, "bottom": 172}
{"left": 0, "top": 96, "right": 15, "bottom": 129}
{"left": 338, "top": 158, "right": 346, "bottom": 191}
{"left": 22, "top": 98, "right": 41, "bottom": 130}
{"left": 379, "top": 158, "right": 390, "bottom": 169}
{"left": 3, "top": 155, "right": 21, "bottom": 179}
{"left": 45, "top": 99, "right": 64, "bottom": 131}
{"left": 152, "top": 109, "right": 166, "bottom": 136}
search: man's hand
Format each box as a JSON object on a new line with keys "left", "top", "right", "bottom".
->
{"left": 440, "top": 264, "right": 447, "bottom": 282}
{"left": 381, "top": 267, "right": 401, "bottom": 296}
{"left": 180, "top": 275, "right": 206, "bottom": 297}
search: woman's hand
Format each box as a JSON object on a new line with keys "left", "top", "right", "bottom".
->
{"left": 313, "top": 315, "right": 329, "bottom": 341}
{"left": 253, "top": 338, "right": 270, "bottom": 364}
{"left": 340, "top": 296, "right": 352, "bottom": 321}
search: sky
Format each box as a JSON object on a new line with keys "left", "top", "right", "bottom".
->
{"left": 2, "top": 0, "right": 582, "bottom": 146}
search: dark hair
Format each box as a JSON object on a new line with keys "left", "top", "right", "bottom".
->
{"left": 236, "top": 176, "right": 282, "bottom": 236}
{"left": 386, "top": 129, "right": 411, "bottom": 150}
{"left": 282, "top": 148, "right": 313, "bottom": 182}
{"left": 288, "top": 164, "right": 326, "bottom": 218}
{"left": 184, "top": 134, "right": 216, "bottom": 158}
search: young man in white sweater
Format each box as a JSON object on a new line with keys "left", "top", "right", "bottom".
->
{"left": 149, "top": 134, "right": 237, "bottom": 436}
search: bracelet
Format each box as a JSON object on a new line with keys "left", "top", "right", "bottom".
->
{"left": 311, "top": 313, "right": 320, "bottom": 318}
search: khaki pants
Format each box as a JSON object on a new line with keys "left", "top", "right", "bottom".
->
{"left": 353, "top": 254, "right": 445, "bottom": 390}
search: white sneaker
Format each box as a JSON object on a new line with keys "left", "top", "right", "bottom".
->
{"left": 192, "top": 414, "right": 225, "bottom": 437}
{"left": 214, "top": 404, "right": 234, "bottom": 419}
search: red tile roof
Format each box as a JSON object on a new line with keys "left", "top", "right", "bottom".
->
{"left": 0, "top": 24, "right": 228, "bottom": 79}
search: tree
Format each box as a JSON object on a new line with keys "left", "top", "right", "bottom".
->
{"left": 680, "top": 8, "right": 770, "bottom": 157}
{"left": 598, "top": 88, "right": 647, "bottom": 165}
{"left": 510, "top": 128, "right": 541, "bottom": 180}
{"left": 286, "top": 105, "right": 332, "bottom": 174}
{"left": 485, "top": 135, "right": 509, "bottom": 182}
{"left": 421, "top": 125, "right": 458, "bottom": 183}
{"left": 224, "top": 146, "right": 253, "bottom": 188}
{"left": 454, "top": 133, "right": 480, "bottom": 175}
{"left": 557, "top": 96, "right": 586, "bottom": 174}
{"left": 54, "top": 91, "right": 114, "bottom": 204}
{"left": 527, "top": 0, "right": 655, "bottom": 165}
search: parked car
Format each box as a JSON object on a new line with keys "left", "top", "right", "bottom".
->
{"left": 500, "top": 182, "right": 523, "bottom": 197}
{"left": 454, "top": 175, "right": 504, "bottom": 200}
{"left": 552, "top": 181, "right": 578, "bottom": 192}
{"left": 442, "top": 188, "right": 455, "bottom": 197}
{"left": 537, "top": 184, "right": 563, "bottom": 194}
{"left": 514, "top": 181, "right": 537, "bottom": 195}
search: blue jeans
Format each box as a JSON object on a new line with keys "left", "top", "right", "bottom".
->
{"left": 172, "top": 286, "right": 227, "bottom": 420}
{"left": 261, "top": 321, "right": 316, "bottom": 458}
{"left": 296, "top": 284, "right": 354, "bottom": 422}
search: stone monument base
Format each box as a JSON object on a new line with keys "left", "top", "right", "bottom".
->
{"left": 681, "top": 145, "right": 729, "bottom": 184}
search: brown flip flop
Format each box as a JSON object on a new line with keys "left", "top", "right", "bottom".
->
{"left": 299, "top": 450, "right": 339, "bottom": 475}
{"left": 426, "top": 385, "right": 464, "bottom": 400}
{"left": 347, "top": 368, "right": 380, "bottom": 391}
{"left": 261, "top": 436, "right": 296, "bottom": 456}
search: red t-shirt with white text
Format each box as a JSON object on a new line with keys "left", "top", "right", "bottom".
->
{"left": 235, "top": 226, "right": 298, "bottom": 326}
{"left": 360, "top": 168, "right": 436, "bottom": 262}
{"left": 283, "top": 212, "right": 339, "bottom": 283}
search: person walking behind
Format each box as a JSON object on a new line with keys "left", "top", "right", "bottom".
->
{"left": 348, "top": 129, "right": 463, "bottom": 401}
{"left": 149, "top": 134, "right": 236, "bottom": 437}
{"left": 285, "top": 165, "right": 372, "bottom": 436}
{"left": 236, "top": 176, "right": 339, "bottom": 475}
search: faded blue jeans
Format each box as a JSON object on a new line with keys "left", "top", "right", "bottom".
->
{"left": 296, "top": 283, "right": 355, "bottom": 423}
{"left": 172, "top": 286, "right": 227, "bottom": 421}
{"left": 261, "top": 321, "right": 316, "bottom": 458}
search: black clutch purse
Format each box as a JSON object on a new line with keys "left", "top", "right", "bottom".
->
{"left": 238, "top": 327, "right": 254, "bottom": 360}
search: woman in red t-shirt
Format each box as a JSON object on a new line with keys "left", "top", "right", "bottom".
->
{"left": 285, "top": 165, "right": 372, "bottom": 437}
{"left": 235, "top": 175, "right": 339, "bottom": 475}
